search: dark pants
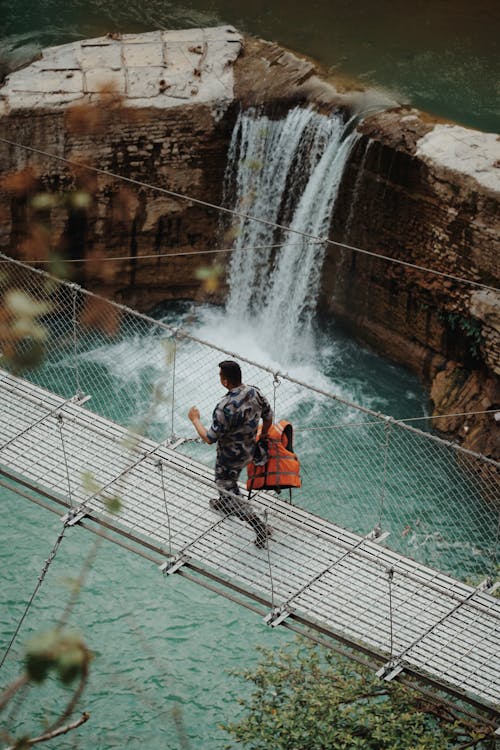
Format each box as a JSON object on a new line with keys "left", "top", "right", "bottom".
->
{"left": 214, "top": 460, "right": 268, "bottom": 540}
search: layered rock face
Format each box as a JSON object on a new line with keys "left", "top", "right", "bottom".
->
{"left": 323, "top": 113, "right": 499, "bottom": 458}
{"left": 0, "top": 28, "right": 243, "bottom": 308}
{"left": 0, "top": 29, "right": 498, "bottom": 458}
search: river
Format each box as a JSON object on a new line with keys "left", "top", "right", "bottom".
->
{"left": 1, "top": 0, "right": 499, "bottom": 132}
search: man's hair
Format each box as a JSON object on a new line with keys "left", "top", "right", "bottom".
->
{"left": 219, "top": 360, "right": 242, "bottom": 386}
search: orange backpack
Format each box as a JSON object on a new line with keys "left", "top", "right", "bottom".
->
{"left": 247, "top": 420, "right": 301, "bottom": 492}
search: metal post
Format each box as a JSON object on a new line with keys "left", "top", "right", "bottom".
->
{"left": 387, "top": 566, "right": 394, "bottom": 663}
{"left": 57, "top": 413, "right": 74, "bottom": 507}
{"left": 157, "top": 459, "right": 173, "bottom": 557}
{"left": 375, "top": 420, "right": 392, "bottom": 535}
{"left": 170, "top": 332, "right": 178, "bottom": 442}
{"left": 70, "top": 283, "right": 82, "bottom": 397}
{"left": 272, "top": 371, "right": 281, "bottom": 419}
{"left": 264, "top": 508, "right": 275, "bottom": 609}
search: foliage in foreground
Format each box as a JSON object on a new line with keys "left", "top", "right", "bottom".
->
{"left": 223, "top": 638, "right": 496, "bottom": 750}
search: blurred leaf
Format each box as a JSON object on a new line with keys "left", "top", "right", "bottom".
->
{"left": 18, "top": 224, "right": 52, "bottom": 262}
{"left": 9, "top": 340, "right": 46, "bottom": 372}
{"left": 65, "top": 102, "right": 106, "bottom": 136}
{"left": 121, "top": 430, "right": 141, "bottom": 452}
{"left": 59, "top": 576, "right": 81, "bottom": 594}
{"left": 31, "top": 192, "right": 58, "bottom": 211}
{"left": 49, "top": 254, "right": 72, "bottom": 280}
{"left": 161, "top": 338, "right": 176, "bottom": 365}
{"left": 69, "top": 191, "right": 92, "bottom": 210}
{"left": 0, "top": 167, "right": 38, "bottom": 196}
{"left": 11, "top": 319, "right": 48, "bottom": 342}
{"left": 152, "top": 382, "right": 169, "bottom": 404}
{"left": 5, "top": 290, "right": 50, "bottom": 318}
{"left": 243, "top": 158, "right": 263, "bottom": 171}
{"left": 81, "top": 470, "right": 101, "bottom": 495}
{"left": 195, "top": 264, "right": 224, "bottom": 293}
{"left": 104, "top": 495, "right": 122, "bottom": 514}
{"left": 194, "top": 266, "right": 212, "bottom": 280}
{"left": 57, "top": 649, "right": 84, "bottom": 685}
{"left": 84, "top": 248, "right": 116, "bottom": 283}
{"left": 79, "top": 297, "right": 121, "bottom": 336}
{"left": 25, "top": 629, "right": 91, "bottom": 686}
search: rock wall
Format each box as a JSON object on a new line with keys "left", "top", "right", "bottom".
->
{"left": 0, "top": 29, "right": 498, "bottom": 458}
{"left": 0, "top": 104, "right": 236, "bottom": 308}
{"left": 322, "top": 112, "right": 499, "bottom": 457}
{"left": 0, "top": 28, "right": 244, "bottom": 307}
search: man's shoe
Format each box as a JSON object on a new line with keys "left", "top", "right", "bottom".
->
{"left": 209, "top": 497, "right": 224, "bottom": 513}
{"left": 254, "top": 526, "right": 273, "bottom": 549}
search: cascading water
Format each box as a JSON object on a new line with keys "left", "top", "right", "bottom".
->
{"left": 224, "top": 106, "right": 358, "bottom": 364}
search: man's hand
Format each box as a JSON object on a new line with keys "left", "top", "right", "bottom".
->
{"left": 188, "top": 406, "right": 211, "bottom": 444}
{"left": 188, "top": 406, "right": 200, "bottom": 423}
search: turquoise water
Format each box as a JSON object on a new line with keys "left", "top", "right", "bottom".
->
{"left": 1, "top": 0, "right": 499, "bottom": 132}
{"left": 0, "top": 483, "right": 291, "bottom": 749}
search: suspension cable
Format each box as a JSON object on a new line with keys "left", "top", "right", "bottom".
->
{"left": 0, "top": 136, "right": 497, "bottom": 293}
{"left": 294, "top": 408, "right": 500, "bottom": 432}
{"left": 0, "top": 242, "right": 311, "bottom": 265}
{"left": 0, "top": 524, "right": 67, "bottom": 671}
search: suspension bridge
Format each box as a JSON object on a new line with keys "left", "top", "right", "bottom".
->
{"left": 1, "top": 255, "right": 499, "bottom": 722}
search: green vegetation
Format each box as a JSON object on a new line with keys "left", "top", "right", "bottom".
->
{"left": 223, "top": 638, "right": 497, "bottom": 749}
{"left": 439, "top": 311, "right": 483, "bottom": 358}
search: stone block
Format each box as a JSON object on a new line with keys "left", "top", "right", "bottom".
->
{"left": 203, "top": 26, "right": 240, "bottom": 41}
{"left": 81, "top": 36, "right": 116, "bottom": 47}
{"left": 35, "top": 45, "right": 81, "bottom": 70}
{"left": 416, "top": 125, "right": 500, "bottom": 193}
{"left": 127, "top": 67, "right": 171, "bottom": 99}
{"left": 6, "top": 69, "right": 84, "bottom": 94}
{"left": 205, "top": 39, "right": 241, "bottom": 69}
{"left": 79, "top": 43, "right": 122, "bottom": 70}
{"left": 164, "top": 44, "right": 195, "bottom": 75}
{"left": 85, "top": 68, "right": 126, "bottom": 94}
{"left": 470, "top": 290, "right": 500, "bottom": 328}
{"left": 123, "top": 43, "right": 164, "bottom": 67}
{"left": 5, "top": 91, "right": 84, "bottom": 110}
{"left": 162, "top": 29, "right": 204, "bottom": 43}
{"left": 158, "top": 73, "right": 192, "bottom": 99}
{"left": 122, "top": 31, "right": 163, "bottom": 45}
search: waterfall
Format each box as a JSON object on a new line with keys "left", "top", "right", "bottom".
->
{"left": 223, "top": 106, "right": 358, "bottom": 364}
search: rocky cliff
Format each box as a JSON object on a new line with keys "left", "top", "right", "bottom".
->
{"left": 0, "top": 28, "right": 498, "bottom": 458}
{"left": 323, "top": 112, "right": 499, "bottom": 458}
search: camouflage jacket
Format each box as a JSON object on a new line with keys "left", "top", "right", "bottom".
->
{"left": 207, "top": 384, "right": 272, "bottom": 467}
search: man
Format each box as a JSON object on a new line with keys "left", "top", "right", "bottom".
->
{"left": 188, "top": 360, "right": 273, "bottom": 549}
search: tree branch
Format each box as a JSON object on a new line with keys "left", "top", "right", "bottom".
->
{"left": 0, "top": 674, "right": 28, "bottom": 713}
{"left": 3, "top": 711, "right": 90, "bottom": 750}
{"left": 454, "top": 735, "right": 494, "bottom": 750}
{"left": 336, "top": 689, "right": 389, "bottom": 707}
{"left": 41, "top": 664, "right": 88, "bottom": 737}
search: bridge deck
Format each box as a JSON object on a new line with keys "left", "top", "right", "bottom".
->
{"left": 1, "top": 369, "right": 499, "bottom": 714}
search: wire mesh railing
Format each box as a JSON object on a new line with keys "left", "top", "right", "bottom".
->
{"left": 1, "top": 252, "right": 499, "bottom": 584}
